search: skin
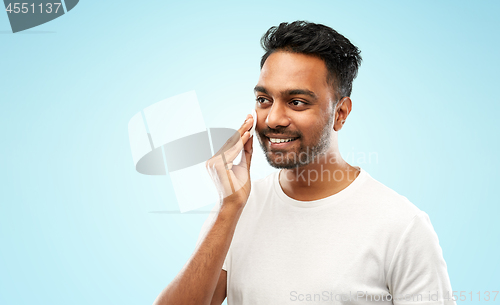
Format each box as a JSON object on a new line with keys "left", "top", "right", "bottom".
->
{"left": 254, "top": 50, "right": 361, "bottom": 201}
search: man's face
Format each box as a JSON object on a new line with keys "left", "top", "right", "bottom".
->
{"left": 254, "top": 51, "right": 337, "bottom": 169}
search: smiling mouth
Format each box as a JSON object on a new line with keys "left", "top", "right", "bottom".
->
{"left": 266, "top": 136, "right": 299, "bottom": 147}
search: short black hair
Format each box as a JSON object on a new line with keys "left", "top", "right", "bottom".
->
{"left": 260, "top": 21, "right": 362, "bottom": 100}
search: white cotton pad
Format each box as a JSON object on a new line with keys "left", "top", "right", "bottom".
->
{"left": 249, "top": 109, "right": 257, "bottom": 138}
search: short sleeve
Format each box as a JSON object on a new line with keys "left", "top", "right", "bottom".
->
{"left": 195, "top": 203, "right": 229, "bottom": 271}
{"left": 387, "top": 211, "right": 456, "bottom": 305}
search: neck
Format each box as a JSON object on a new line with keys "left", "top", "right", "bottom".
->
{"left": 279, "top": 141, "right": 360, "bottom": 201}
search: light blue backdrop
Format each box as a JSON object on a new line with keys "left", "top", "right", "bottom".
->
{"left": 1, "top": 1, "right": 499, "bottom": 304}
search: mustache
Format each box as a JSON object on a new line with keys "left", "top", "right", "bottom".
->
{"left": 260, "top": 127, "right": 301, "bottom": 138}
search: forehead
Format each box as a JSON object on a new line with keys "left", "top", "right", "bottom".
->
{"left": 257, "top": 51, "right": 331, "bottom": 95}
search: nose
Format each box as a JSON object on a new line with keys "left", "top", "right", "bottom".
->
{"left": 265, "top": 101, "right": 290, "bottom": 129}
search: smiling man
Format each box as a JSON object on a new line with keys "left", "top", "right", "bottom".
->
{"left": 153, "top": 21, "right": 455, "bottom": 305}
{"left": 253, "top": 48, "right": 361, "bottom": 198}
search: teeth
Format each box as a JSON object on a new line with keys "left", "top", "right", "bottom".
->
{"left": 269, "top": 137, "right": 296, "bottom": 143}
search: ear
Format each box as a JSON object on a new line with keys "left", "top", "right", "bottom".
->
{"left": 333, "top": 97, "right": 352, "bottom": 132}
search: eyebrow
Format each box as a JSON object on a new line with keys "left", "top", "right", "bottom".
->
{"left": 254, "top": 85, "right": 318, "bottom": 100}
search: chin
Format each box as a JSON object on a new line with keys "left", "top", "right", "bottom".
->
{"left": 270, "top": 163, "right": 300, "bottom": 170}
{"left": 264, "top": 152, "right": 303, "bottom": 169}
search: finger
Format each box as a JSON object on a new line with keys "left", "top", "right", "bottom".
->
{"left": 224, "top": 130, "right": 251, "bottom": 169}
{"left": 219, "top": 132, "right": 245, "bottom": 167}
{"left": 213, "top": 115, "right": 253, "bottom": 156}
{"left": 221, "top": 169, "right": 240, "bottom": 199}
{"left": 214, "top": 116, "right": 253, "bottom": 165}
{"left": 238, "top": 115, "right": 254, "bottom": 136}
{"left": 238, "top": 131, "right": 253, "bottom": 170}
{"left": 218, "top": 132, "right": 252, "bottom": 198}
{"left": 245, "top": 132, "right": 253, "bottom": 169}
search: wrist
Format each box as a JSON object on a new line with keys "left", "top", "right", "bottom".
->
{"left": 219, "top": 199, "right": 245, "bottom": 216}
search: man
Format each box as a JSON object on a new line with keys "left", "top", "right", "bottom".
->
{"left": 153, "top": 21, "right": 455, "bottom": 305}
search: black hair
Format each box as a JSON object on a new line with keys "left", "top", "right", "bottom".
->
{"left": 260, "top": 21, "right": 362, "bottom": 100}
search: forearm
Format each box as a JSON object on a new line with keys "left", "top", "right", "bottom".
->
{"left": 153, "top": 202, "right": 243, "bottom": 305}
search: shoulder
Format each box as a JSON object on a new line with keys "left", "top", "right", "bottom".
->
{"left": 354, "top": 170, "right": 424, "bottom": 229}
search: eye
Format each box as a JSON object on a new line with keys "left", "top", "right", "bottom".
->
{"left": 290, "top": 100, "right": 307, "bottom": 107}
{"left": 256, "top": 97, "right": 271, "bottom": 104}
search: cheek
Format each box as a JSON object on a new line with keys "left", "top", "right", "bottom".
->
{"left": 299, "top": 120, "right": 326, "bottom": 141}
{"left": 294, "top": 118, "right": 317, "bottom": 135}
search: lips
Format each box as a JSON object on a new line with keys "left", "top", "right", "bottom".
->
{"left": 266, "top": 136, "right": 299, "bottom": 148}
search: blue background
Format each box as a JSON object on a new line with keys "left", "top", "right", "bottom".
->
{"left": 1, "top": 1, "right": 499, "bottom": 304}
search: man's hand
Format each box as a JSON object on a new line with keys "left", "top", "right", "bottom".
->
{"left": 153, "top": 115, "right": 254, "bottom": 305}
{"left": 206, "top": 114, "right": 254, "bottom": 209}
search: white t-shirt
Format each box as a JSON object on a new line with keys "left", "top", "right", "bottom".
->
{"left": 197, "top": 167, "right": 456, "bottom": 305}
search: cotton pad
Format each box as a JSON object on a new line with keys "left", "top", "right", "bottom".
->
{"left": 249, "top": 109, "right": 257, "bottom": 138}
